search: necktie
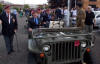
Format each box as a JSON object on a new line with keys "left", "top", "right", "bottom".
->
{"left": 48, "top": 15, "right": 51, "bottom": 19}
{"left": 8, "top": 14, "right": 9, "bottom": 20}
{"left": 34, "top": 18, "right": 38, "bottom": 25}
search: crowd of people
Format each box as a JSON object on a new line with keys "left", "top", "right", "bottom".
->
{"left": 0, "top": 2, "right": 96, "bottom": 55}
{"left": 23, "top": 7, "right": 72, "bottom": 29}
{"left": 23, "top": 4, "right": 95, "bottom": 33}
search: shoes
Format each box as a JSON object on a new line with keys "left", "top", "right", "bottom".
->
{"left": 11, "top": 50, "right": 15, "bottom": 52}
{"left": 7, "top": 50, "right": 15, "bottom": 55}
{"left": 91, "top": 42, "right": 95, "bottom": 47}
{"left": 91, "top": 43, "right": 95, "bottom": 47}
{"left": 7, "top": 51, "right": 12, "bottom": 55}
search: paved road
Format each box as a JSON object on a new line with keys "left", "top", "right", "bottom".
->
{"left": 0, "top": 15, "right": 100, "bottom": 64}
{"left": 92, "top": 31, "right": 100, "bottom": 64}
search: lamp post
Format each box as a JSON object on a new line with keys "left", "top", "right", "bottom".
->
{"left": 24, "top": 0, "right": 25, "bottom": 4}
{"left": 43, "top": 4, "right": 46, "bottom": 9}
{"left": 67, "top": 0, "right": 70, "bottom": 27}
{"left": 75, "top": 0, "right": 77, "bottom": 7}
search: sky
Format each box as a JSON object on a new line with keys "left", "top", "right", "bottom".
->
{"left": 4, "top": 0, "right": 47, "bottom": 5}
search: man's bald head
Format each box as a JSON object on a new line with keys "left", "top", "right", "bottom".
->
{"left": 87, "top": 6, "right": 92, "bottom": 12}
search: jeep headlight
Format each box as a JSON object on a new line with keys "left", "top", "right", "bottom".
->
{"left": 43, "top": 45, "right": 50, "bottom": 52}
{"left": 81, "top": 42, "right": 86, "bottom": 48}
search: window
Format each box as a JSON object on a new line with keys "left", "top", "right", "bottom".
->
{"left": 89, "top": 5, "right": 96, "bottom": 8}
{"left": 89, "top": 0, "right": 97, "bottom": 1}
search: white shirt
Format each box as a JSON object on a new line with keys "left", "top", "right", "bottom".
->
{"left": 9, "top": 14, "right": 11, "bottom": 24}
{"left": 64, "top": 9, "right": 69, "bottom": 16}
{"left": 13, "top": 9, "right": 17, "bottom": 15}
{"left": 6, "top": 13, "right": 11, "bottom": 24}
{"left": 72, "top": 10, "right": 77, "bottom": 16}
{"left": 61, "top": 9, "right": 64, "bottom": 15}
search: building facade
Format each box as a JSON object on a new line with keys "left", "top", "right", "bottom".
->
{"left": 48, "top": 0, "right": 100, "bottom": 9}
{"left": 48, "top": 0, "right": 76, "bottom": 8}
{"left": 82, "top": 0, "right": 100, "bottom": 9}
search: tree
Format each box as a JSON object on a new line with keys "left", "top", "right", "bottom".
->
{"left": 39, "top": 5, "right": 49, "bottom": 9}
{"left": 0, "top": 4, "right": 3, "bottom": 14}
{"left": 24, "top": 4, "right": 30, "bottom": 9}
{"left": 23, "top": 4, "right": 30, "bottom": 11}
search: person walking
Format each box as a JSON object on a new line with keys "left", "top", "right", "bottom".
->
{"left": 13, "top": 9, "right": 17, "bottom": 17}
{"left": 19, "top": 8, "right": 23, "bottom": 17}
{"left": 76, "top": 2, "right": 86, "bottom": 29}
{"left": 25, "top": 8, "right": 29, "bottom": 17}
{"left": 85, "top": 6, "right": 95, "bottom": 33}
{"left": 0, "top": 5, "right": 18, "bottom": 55}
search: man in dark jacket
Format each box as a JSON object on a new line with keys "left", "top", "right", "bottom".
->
{"left": 28, "top": 12, "right": 41, "bottom": 39}
{"left": 55, "top": 7, "right": 62, "bottom": 19}
{"left": 85, "top": 6, "right": 95, "bottom": 33}
{"left": 0, "top": 5, "right": 18, "bottom": 54}
{"left": 28, "top": 12, "right": 41, "bottom": 29}
{"left": 42, "top": 9, "right": 51, "bottom": 28}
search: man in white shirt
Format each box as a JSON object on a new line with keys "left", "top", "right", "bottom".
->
{"left": 71, "top": 8, "right": 77, "bottom": 26}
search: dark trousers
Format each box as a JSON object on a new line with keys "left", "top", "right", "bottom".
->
{"left": 43, "top": 21, "right": 50, "bottom": 28}
{"left": 3, "top": 35, "right": 14, "bottom": 53}
{"left": 28, "top": 31, "right": 32, "bottom": 39}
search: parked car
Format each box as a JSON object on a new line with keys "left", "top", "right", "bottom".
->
{"left": 93, "top": 11, "right": 100, "bottom": 15}
{"left": 95, "top": 13, "right": 100, "bottom": 28}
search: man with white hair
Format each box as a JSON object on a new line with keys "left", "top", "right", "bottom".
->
{"left": 85, "top": 6, "right": 95, "bottom": 47}
{"left": 85, "top": 6, "right": 95, "bottom": 33}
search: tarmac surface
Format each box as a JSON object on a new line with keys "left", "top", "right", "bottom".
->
{"left": 0, "top": 15, "right": 100, "bottom": 64}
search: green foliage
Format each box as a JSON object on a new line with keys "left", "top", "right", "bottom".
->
{"left": 39, "top": 6, "right": 44, "bottom": 9}
{"left": 45, "top": 5, "right": 49, "bottom": 9}
{"left": 0, "top": 4, "right": 3, "bottom": 14}
{"left": 24, "top": 4, "right": 30, "bottom": 9}
{"left": 23, "top": 4, "right": 30, "bottom": 11}
{"left": 39, "top": 5, "right": 49, "bottom": 9}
